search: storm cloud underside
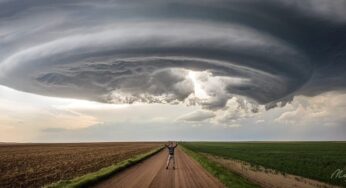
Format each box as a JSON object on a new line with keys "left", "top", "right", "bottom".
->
{"left": 0, "top": 0, "right": 346, "bottom": 112}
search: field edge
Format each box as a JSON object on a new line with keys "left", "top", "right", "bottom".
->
{"left": 45, "top": 145, "right": 164, "bottom": 188}
{"left": 182, "top": 142, "right": 346, "bottom": 187}
{"left": 180, "top": 143, "right": 259, "bottom": 188}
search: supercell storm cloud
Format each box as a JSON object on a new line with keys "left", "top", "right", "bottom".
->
{"left": 0, "top": 0, "right": 346, "bottom": 111}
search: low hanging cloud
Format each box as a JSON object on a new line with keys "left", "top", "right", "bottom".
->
{"left": 275, "top": 92, "right": 346, "bottom": 126}
{"left": 0, "top": 0, "right": 345, "bottom": 114}
{"left": 178, "top": 110, "right": 216, "bottom": 122}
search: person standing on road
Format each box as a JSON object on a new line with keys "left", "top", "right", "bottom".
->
{"left": 165, "top": 141, "right": 178, "bottom": 170}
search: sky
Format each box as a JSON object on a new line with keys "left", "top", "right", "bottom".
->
{"left": 0, "top": 0, "right": 346, "bottom": 142}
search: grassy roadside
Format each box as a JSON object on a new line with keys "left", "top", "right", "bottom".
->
{"left": 182, "top": 142, "right": 346, "bottom": 187}
{"left": 180, "top": 143, "right": 259, "bottom": 188}
{"left": 45, "top": 146, "right": 164, "bottom": 188}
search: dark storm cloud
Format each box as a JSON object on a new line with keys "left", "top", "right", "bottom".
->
{"left": 0, "top": 0, "right": 345, "bottom": 110}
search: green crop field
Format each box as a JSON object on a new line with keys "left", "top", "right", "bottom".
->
{"left": 182, "top": 142, "right": 346, "bottom": 187}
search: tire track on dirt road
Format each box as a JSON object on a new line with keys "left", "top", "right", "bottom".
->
{"left": 94, "top": 147, "right": 224, "bottom": 188}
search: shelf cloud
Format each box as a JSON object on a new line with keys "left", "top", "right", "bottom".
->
{"left": 0, "top": 0, "right": 345, "bottom": 112}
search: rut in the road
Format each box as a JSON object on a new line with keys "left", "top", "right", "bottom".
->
{"left": 94, "top": 148, "right": 224, "bottom": 188}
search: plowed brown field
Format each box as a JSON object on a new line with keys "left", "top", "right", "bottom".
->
{"left": 0, "top": 142, "right": 161, "bottom": 188}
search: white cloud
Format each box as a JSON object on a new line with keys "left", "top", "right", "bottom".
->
{"left": 275, "top": 92, "right": 346, "bottom": 126}
{"left": 224, "top": 124, "right": 242, "bottom": 128}
{"left": 0, "top": 86, "right": 102, "bottom": 134}
{"left": 178, "top": 110, "right": 215, "bottom": 122}
{"left": 256, "top": 119, "right": 265, "bottom": 124}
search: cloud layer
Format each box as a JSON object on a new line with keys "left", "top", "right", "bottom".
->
{"left": 0, "top": 0, "right": 345, "bottom": 112}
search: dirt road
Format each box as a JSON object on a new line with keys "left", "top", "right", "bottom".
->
{"left": 94, "top": 147, "right": 224, "bottom": 188}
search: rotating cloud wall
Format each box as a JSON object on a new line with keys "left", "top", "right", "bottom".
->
{"left": 0, "top": 0, "right": 345, "bottom": 112}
